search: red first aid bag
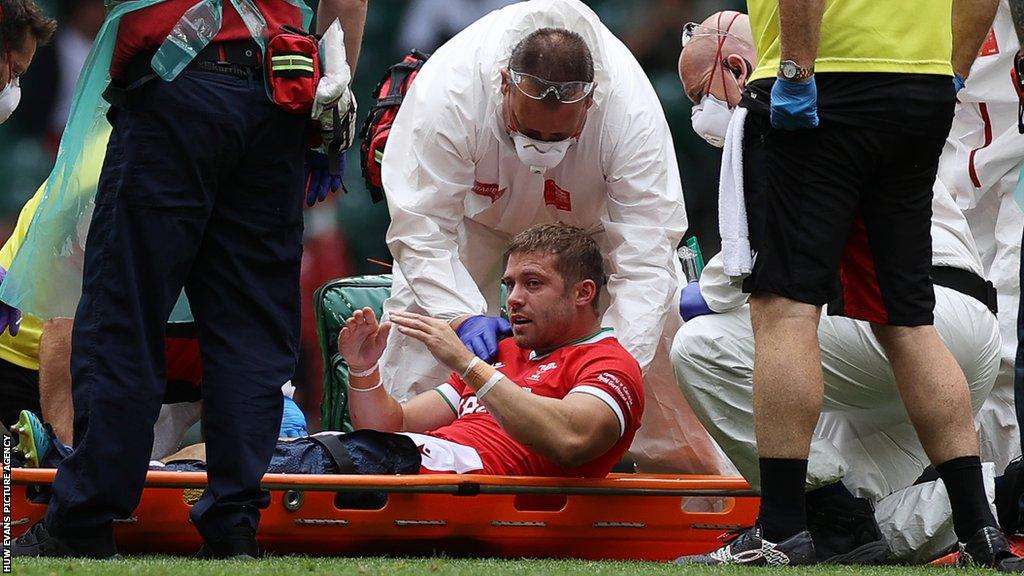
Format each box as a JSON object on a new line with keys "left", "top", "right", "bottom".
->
{"left": 266, "top": 26, "right": 321, "bottom": 115}
{"left": 359, "top": 49, "right": 430, "bottom": 203}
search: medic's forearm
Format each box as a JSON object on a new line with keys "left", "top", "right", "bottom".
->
{"left": 953, "top": 0, "right": 999, "bottom": 78}
{"left": 316, "top": 0, "right": 367, "bottom": 74}
{"left": 348, "top": 372, "right": 406, "bottom": 431}
{"left": 777, "top": 0, "right": 826, "bottom": 69}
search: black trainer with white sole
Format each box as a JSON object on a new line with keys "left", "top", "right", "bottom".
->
{"left": 674, "top": 526, "right": 817, "bottom": 566}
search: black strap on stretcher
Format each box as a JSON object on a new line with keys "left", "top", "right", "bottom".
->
{"left": 932, "top": 266, "right": 998, "bottom": 315}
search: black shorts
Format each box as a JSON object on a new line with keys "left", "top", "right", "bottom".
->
{"left": 741, "top": 74, "right": 955, "bottom": 326}
{"left": 0, "top": 357, "right": 40, "bottom": 428}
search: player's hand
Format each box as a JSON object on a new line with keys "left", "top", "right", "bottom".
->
{"left": 454, "top": 314, "right": 512, "bottom": 362}
{"left": 337, "top": 307, "right": 390, "bottom": 373}
{"left": 770, "top": 76, "right": 819, "bottom": 130}
{"left": 390, "top": 311, "right": 477, "bottom": 373}
{"left": 304, "top": 149, "right": 345, "bottom": 206}
{"left": 0, "top": 266, "right": 22, "bottom": 337}
{"left": 679, "top": 281, "right": 716, "bottom": 322}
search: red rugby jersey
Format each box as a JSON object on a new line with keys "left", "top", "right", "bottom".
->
{"left": 428, "top": 328, "right": 644, "bottom": 478}
{"left": 111, "top": 0, "right": 304, "bottom": 79}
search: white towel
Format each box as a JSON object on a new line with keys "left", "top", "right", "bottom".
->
{"left": 718, "top": 106, "right": 751, "bottom": 277}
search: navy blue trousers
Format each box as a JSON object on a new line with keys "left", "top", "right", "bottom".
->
{"left": 45, "top": 68, "right": 306, "bottom": 541}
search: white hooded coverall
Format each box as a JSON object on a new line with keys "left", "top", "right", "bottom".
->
{"left": 378, "top": 0, "right": 729, "bottom": 473}
{"left": 940, "top": 0, "right": 1024, "bottom": 475}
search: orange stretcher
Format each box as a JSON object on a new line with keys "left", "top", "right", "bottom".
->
{"left": 9, "top": 468, "right": 757, "bottom": 559}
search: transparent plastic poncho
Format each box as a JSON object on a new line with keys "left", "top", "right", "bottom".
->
{"left": 0, "top": 0, "right": 312, "bottom": 320}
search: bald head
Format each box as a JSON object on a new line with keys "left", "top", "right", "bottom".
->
{"left": 678, "top": 11, "right": 757, "bottom": 106}
{"left": 509, "top": 28, "right": 594, "bottom": 84}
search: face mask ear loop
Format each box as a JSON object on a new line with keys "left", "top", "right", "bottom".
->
{"left": 712, "top": 11, "right": 742, "bottom": 103}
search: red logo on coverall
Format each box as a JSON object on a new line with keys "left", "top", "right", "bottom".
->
{"left": 543, "top": 179, "right": 572, "bottom": 211}
{"left": 472, "top": 181, "right": 506, "bottom": 202}
{"left": 979, "top": 29, "right": 999, "bottom": 57}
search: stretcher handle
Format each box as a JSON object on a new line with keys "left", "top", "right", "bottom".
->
{"left": 10, "top": 468, "right": 756, "bottom": 497}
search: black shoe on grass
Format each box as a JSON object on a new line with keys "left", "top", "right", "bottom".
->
{"left": 674, "top": 526, "right": 817, "bottom": 566}
{"left": 11, "top": 521, "right": 119, "bottom": 559}
{"left": 195, "top": 524, "right": 259, "bottom": 559}
{"left": 957, "top": 526, "right": 1024, "bottom": 571}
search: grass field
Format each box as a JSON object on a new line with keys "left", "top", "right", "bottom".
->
{"left": 7, "top": 557, "right": 1011, "bottom": 575}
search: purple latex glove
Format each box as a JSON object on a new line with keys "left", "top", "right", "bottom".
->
{"left": 679, "top": 281, "right": 715, "bottom": 322}
{"left": 0, "top": 266, "right": 21, "bottom": 337}
{"left": 304, "top": 149, "right": 345, "bottom": 206}
{"left": 456, "top": 315, "right": 512, "bottom": 361}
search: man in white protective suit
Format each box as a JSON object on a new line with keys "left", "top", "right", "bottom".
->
{"left": 941, "top": 0, "right": 1024, "bottom": 481}
{"left": 378, "top": 0, "right": 731, "bottom": 474}
{"left": 671, "top": 8, "right": 1008, "bottom": 565}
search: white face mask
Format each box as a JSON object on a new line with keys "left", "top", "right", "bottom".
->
{"left": 511, "top": 132, "right": 574, "bottom": 174}
{"left": 690, "top": 94, "right": 733, "bottom": 148}
{"left": 0, "top": 77, "right": 21, "bottom": 124}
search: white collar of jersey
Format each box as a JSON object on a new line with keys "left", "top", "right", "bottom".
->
{"left": 529, "top": 327, "right": 615, "bottom": 361}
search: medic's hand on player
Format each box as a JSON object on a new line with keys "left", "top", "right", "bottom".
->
{"left": 337, "top": 307, "right": 391, "bottom": 373}
{"left": 0, "top": 266, "right": 22, "bottom": 337}
{"left": 452, "top": 314, "right": 512, "bottom": 362}
{"left": 391, "top": 311, "right": 478, "bottom": 374}
{"left": 770, "top": 77, "right": 819, "bottom": 130}
{"left": 1013, "top": 51, "right": 1024, "bottom": 134}
{"left": 678, "top": 281, "right": 716, "bottom": 322}
{"left": 304, "top": 149, "right": 345, "bottom": 206}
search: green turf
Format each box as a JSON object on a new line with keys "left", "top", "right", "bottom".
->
{"left": 6, "top": 557, "right": 1008, "bottom": 576}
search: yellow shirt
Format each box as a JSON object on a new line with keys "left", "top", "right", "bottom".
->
{"left": 748, "top": 0, "right": 954, "bottom": 82}
{"left": 0, "top": 186, "right": 45, "bottom": 370}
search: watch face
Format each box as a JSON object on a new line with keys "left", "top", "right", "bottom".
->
{"left": 780, "top": 61, "right": 797, "bottom": 79}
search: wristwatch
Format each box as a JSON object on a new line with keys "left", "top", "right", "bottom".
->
{"left": 778, "top": 60, "right": 814, "bottom": 81}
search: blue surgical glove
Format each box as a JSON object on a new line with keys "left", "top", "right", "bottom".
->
{"left": 304, "top": 149, "right": 345, "bottom": 207}
{"left": 456, "top": 315, "right": 512, "bottom": 362}
{"left": 279, "top": 396, "right": 308, "bottom": 438}
{"left": 0, "top": 266, "right": 22, "bottom": 337}
{"left": 679, "top": 281, "right": 715, "bottom": 322}
{"left": 953, "top": 73, "right": 966, "bottom": 93}
{"left": 770, "top": 76, "right": 819, "bottom": 130}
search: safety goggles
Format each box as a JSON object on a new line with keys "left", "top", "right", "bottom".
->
{"left": 508, "top": 69, "right": 595, "bottom": 104}
{"left": 680, "top": 22, "right": 752, "bottom": 49}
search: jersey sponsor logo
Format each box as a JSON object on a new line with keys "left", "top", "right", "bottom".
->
{"left": 472, "top": 181, "right": 506, "bottom": 202}
{"left": 527, "top": 361, "right": 558, "bottom": 381}
{"left": 597, "top": 372, "right": 636, "bottom": 409}
{"left": 543, "top": 179, "right": 572, "bottom": 211}
{"left": 493, "top": 362, "right": 505, "bottom": 368}
{"left": 458, "top": 396, "right": 489, "bottom": 417}
{"left": 979, "top": 28, "right": 999, "bottom": 57}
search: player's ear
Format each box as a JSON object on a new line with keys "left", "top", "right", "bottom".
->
{"left": 575, "top": 279, "right": 597, "bottom": 308}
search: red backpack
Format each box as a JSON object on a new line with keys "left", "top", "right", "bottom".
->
{"left": 359, "top": 49, "right": 430, "bottom": 203}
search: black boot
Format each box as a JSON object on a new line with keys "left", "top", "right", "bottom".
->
{"left": 11, "top": 521, "right": 119, "bottom": 559}
{"left": 957, "top": 526, "right": 1024, "bottom": 571}
{"left": 806, "top": 487, "right": 890, "bottom": 564}
{"left": 195, "top": 524, "right": 259, "bottom": 559}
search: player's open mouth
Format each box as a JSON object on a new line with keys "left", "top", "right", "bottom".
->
{"left": 510, "top": 315, "right": 530, "bottom": 326}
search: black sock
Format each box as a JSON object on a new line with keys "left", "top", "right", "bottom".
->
{"left": 936, "top": 455, "right": 998, "bottom": 542}
{"left": 757, "top": 457, "right": 809, "bottom": 542}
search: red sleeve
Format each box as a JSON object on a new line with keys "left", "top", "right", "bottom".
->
{"left": 568, "top": 348, "right": 644, "bottom": 437}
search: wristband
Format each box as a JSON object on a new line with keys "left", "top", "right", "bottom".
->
{"left": 348, "top": 379, "right": 384, "bottom": 392}
{"left": 476, "top": 372, "right": 504, "bottom": 400}
{"left": 461, "top": 356, "right": 482, "bottom": 380}
{"left": 348, "top": 363, "right": 378, "bottom": 378}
